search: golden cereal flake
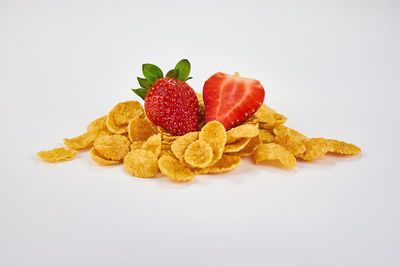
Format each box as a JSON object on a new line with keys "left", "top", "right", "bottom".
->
{"left": 130, "top": 141, "right": 146, "bottom": 151}
{"left": 226, "top": 124, "right": 259, "bottom": 143}
{"left": 273, "top": 132, "right": 306, "bottom": 157}
{"left": 171, "top": 131, "right": 199, "bottom": 162}
{"left": 199, "top": 121, "right": 227, "bottom": 166}
{"left": 106, "top": 101, "right": 144, "bottom": 134}
{"left": 224, "top": 137, "right": 252, "bottom": 153}
{"left": 253, "top": 104, "right": 287, "bottom": 129}
{"left": 273, "top": 125, "right": 308, "bottom": 142}
{"left": 90, "top": 148, "right": 119, "bottom": 165}
{"left": 327, "top": 139, "right": 361, "bottom": 155}
{"left": 253, "top": 143, "right": 296, "bottom": 169}
{"left": 162, "top": 135, "right": 179, "bottom": 142}
{"left": 158, "top": 155, "right": 194, "bottom": 182}
{"left": 299, "top": 138, "right": 331, "bottom": 161}
{"left": 87, "top": 115, "right": 107, "bottom": 132}
{"left": 160, "top": 149, "right": 175, "bottom": 158}
{"left": 184, "top": 140, "right": 213, "bottom": 168}
{"left": 234, "top": 135, "right": 262, "bottom": 157}
{"left": 123, "top": 149, "right": 159, "bottom": 178}
{"left": 64, "top": 130, "right": 107, "bottom": 150}
{"left": 259, "top": 129, "right": 275, "bottom": 143}
{"left": 37, "top": 147, "right": 77, "bottom": 163}
{"left": 94, "top": 135, "right": 130, "bottom": 161}
{"left": 142, "top": 133, "right": 162, "bottom": 157}
{"left": 194, "top": 155, "right": 241, "bottom": 175}
{"left": 127, "top": 117, "right": 158, "bottom": 142}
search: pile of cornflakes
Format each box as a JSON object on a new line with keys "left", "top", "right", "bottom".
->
{"left": 37, "top": 94, "right": 361, "bottom": 182}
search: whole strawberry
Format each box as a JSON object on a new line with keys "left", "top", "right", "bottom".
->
{"left": 132, "top": 59, "right": 198, "bottom": 136}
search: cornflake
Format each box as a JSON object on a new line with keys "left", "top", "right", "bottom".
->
{"left": 128, "top": 117, "right": 158, "bottom": 142}
{"left": 195, "top": 155, "right": 241, "bottom": 174}
{"left": 123, "top": 149, "right": 158, "bottom": 178}
{"left": 199, "top": 121, "right": 227, "bottom": 165}
{"left": 171, "top": 132, "right": 199, "bottom": 162}
{"left": 90, "top": 148, "right": 119, "bottom": 165}
{"left": 141, "top": 133, "right": 162, "bottom": 157}
{"left": 158, "top": 155, "right": 194, "bottom": 182}
{"left": 64, "top": 130, "right": 107, "bottom": 150}
{"left": 107, "top": 101, "right": 144, "bottom": 134}
{"left": 94, "top": 135, "right": 130, "bottom": 161}
{"left": 184, "top": 140, "right": 213, "bottom": 168}
{"left": 254, "top": 143, "right": 296, "bottom": 169}
{"left": 38, "top": 148, "right": 77, "bottom": 162}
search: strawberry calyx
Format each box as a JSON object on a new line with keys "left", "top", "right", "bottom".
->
{"left": 132, "top": 59, "right": 192, "bottom": 100}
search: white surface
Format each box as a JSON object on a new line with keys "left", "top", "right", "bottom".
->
{"left": 1, "top": 0, "right": 400, "bottom": 266}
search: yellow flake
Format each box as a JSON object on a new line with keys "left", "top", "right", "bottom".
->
{"left": 123, "top": 149, "right": 159, "bottom": 178}
{"left": 184, "top": 140, "right": 213, "bottom": 168}
{"left": 106, "top": 101, "right": 144, "bottom": 134}
{"left": 37, "top": 147, "right": 77, "bottom": 163}
{"left": 158, "top": 155, "right": 194, "bottom": 182}
{"left": 194, "top": 155, "right": 241, "bottom": 174}
{"left": 253, "top": 143, "right": 296, "bottom": 169}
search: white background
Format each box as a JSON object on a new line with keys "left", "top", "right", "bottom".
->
{"left": 1, "top": 0, "right": 399, "bottom": 266}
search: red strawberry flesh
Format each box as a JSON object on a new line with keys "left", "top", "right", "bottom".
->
{"left": 203, "top": 72, "right": 265, "bottom": 130}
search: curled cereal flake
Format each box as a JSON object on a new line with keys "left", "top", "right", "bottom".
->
{"left": 234, "top": 135, "right": 262, "bottom": 156}
{"left": 171, "top": 131, "right": 199, "bottom": 162}
{"left": 123, "top": 149, "right": 158, "bottom": 178}
{"left": 158, "top": 155, "right": 194, "bottom": 182}
{"left": 226, "top": 124, "right": 259, "bottom": 143}
{"left": 162, "top": 135, "right": 179, "bottom": 142}
{"left": 87, "top": 115, "right": 107, "bottom": 132}
{"left": 64, "top": 130, "right": 107, "bottom": 150}
{"left": 273, "top": 126, "right": 308, "bottom": 142}
{"left": 161, "top": 143, "right": 172, "bottom": 151}
{"left": 274, "top": 133, "right": 306, "bottom": 157}
{"left": 37, "top": 147, "right": 77, "bottom": 163}
{"left": 196, "top": 92, "right": 206, "bottom": 130}
{"left": 299, "top": 138, "right": 331, "bottom": 161}
{"left": 259, "top": 129, "right": 275, "bottom": 143}
{"left": 253, "top": 104, "right": 287, "bottom": 129}
{"left": 184, "top": 140, "right": 213, "bottom": 168}
{"left": 130, "top": 141, "right": 145, "bottom": 151}
{"left": 94, "top": 135, "right": 130, "bottom": 161}
{"left": 253, "top": 143, "right": 296, "bottom": 169}
{"left": 106, "top": 101, "right": 144, "bottom": 134}
{"left": 158, "top": 126, "right": 176, "bottom": 138}
{"left": 161, "top": 139, "right": 175, "bottom": 146}
{"left": 160, "top": 149, "right": 175, "bottom": 158}
{"left": 224, "top": 137, "right": 251, "bottom": 153}
{"left": 128, "top": 117, "right": 158, "bottom": 142}
{"left": 90, "top": 148, "right": 119, "bottom": 165}
{"left": 199, "top": 121, "right": 227, "bottom": 166}
{"left": 194, "top": 155, "right": 241, "bottom": 174}
{"left": 327, "top": 139, "right": 361, "bottom": 155}
{"left": 142, "top": 133, "right": 161, "bottom": 157}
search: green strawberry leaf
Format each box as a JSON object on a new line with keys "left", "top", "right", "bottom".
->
{"left": 186, "top": 76, "right": 193, "bottom": 81}
{"left": 174, "top": 59, "right": 191, "bottom": 81}
{"left": 165, "top": 69, "right": 180, "bottom": 80}
{"left": 137, "top": 77, "right": 153, "bottom": 90}
{"left": 131, "top": 88, "right": 148, "bottom": 100}
{"left": 142, "top": 64, "right": 163, "bottom": 83}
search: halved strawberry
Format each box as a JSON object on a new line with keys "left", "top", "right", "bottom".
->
{"left": 203, "top": 72, "right": 265, "bottom": 130}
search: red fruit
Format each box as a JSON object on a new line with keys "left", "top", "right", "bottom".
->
{"left": 203, "top": 72, "right": 265, "bottom": 130}
{"left": 145, "top": 77, "right": 199, "bottom": 136}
